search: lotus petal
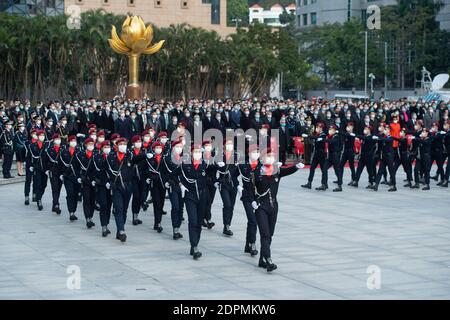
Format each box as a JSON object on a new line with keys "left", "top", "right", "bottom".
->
{"left": 132, "top": 38, "right": 148, "bottom": 54}
{"left": 142, "top": 40, "right": 165, "bottom": 55}
{"left": 111, "top": 25, "right": 128, "bottom": 49}
{"left": 121, "top": 25, "right": 135, "bottom": 48}
{"left": 122, "top": 16, "right": 131, "bottom": 28}
{"left": 108, "top": 39, "right": 129, "bottom": 55}
{"left": 143, "top": 26, "right": 154, "bottom": 46}
{"left": 130, "top": 16, "right": 145, "bottom": 40}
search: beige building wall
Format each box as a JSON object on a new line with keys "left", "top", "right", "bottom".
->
{"left": 65, "top": 0, "right": 235, "bottom": 37}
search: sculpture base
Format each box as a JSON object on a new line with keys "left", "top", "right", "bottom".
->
{"left": 125, "top": 84, "right": 142, "bottom": 100}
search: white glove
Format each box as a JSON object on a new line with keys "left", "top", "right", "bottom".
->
{"left": 29, "top": 167, "right": 34, "bottom": 172}
{"left": 105, "top": 182, "right": 111, "bottom": 190}
{"left": 91, "top": 180, "right": 96, "bottom": 187}
{"left": 251, "top": 201, "right": 259, "bottom": 210}
{"left": 180, "top": 184, "right": 188, "bottom": 198}
{"left": 76, "top": 133, "right": 84, "bottom": 138}
{"left": 277, "top": 162, "right": 283, "bottom": 167}
{"left": 237, "top": 185, "right": 243, "bottom": 195}
{"left": 146, "top": 178, "right": 151, "bottom": 184}
{"left": 59, "top": 175, "right": 64, "bottom": 181}
{"left": 45, "top": 170, "right": 50, "bottom": 176}
{"left": 372, "top": 136, "right": 379, "bottom": 140}
{"left": 77, "top": 178, "right": 82, "bottom": 184}
{"left": 336, "top": 130, "right": 339, "bottom": 133}
{"left": 245, "top": 135, "right": 253, "bottom": 141}
{"left": 301, "top": 134, "right": 308, "bottom": 138}
{"left": 214, "top": 182, "right": 220, "bottom": 189}
{"left": 217, "top": 161, "right": 225, "bottom": 167}
{"left": 440, "top": 131, "right": 446, "bottom": 135}
{"left": 164, "top": 182, "right": 170, "bottom": 188}
{"left": 350, "top": 133, "right": 356, "bottom": 137}
{"left": 410, "top": 136, "right": 416, "bottom": 140}
{"left": 296, "top": 162, "right": 305, "bottom": 169}
{"left": 317, "top": 138, "right": 323, "bottom": 142}
{"left": 146, "top": 153, "right": 153, "bottom": 159}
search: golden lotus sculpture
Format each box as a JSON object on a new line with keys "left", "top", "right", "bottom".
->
{"left": 108, "top": 15, "right": 165, "bottom": 99}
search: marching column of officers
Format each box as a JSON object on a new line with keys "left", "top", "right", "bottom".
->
{"left": 10, "top": 120, "right": 306, "bottom": 272}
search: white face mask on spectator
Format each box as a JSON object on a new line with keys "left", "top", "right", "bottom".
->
{"left": 86, "top": 145, "right": 94, "bottom": 151}
{"left": 193, "top": 152, "right": 202, "bottom": 161}
{"left": 118, "top": 145, "right": 127, "bottom": 153}
{"left": 134, "top": 142, "right": 142, "bottom": 149}
{"left": 69, "top": 141, "right": 77, "bottom": 147}
{"left": 154, "top": 148, "right": 162, "bottom": 154}
{"left": 54, "top": 139, "right": 61, "bottom": 145}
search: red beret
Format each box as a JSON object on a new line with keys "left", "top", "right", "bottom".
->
{"left": 178, "top": 120, "right": 187, "bottom": 128}
{"left": 88, "top": 124, "right": 96, "bottom": 129}
{"left": 347, "top": 122, "right": 354, "bottom": 127}
{"left": 202, "top": 139, "right": 212, "bottom": 146}
{"left": 191, "top": 144, "right": 202, "bottom": 152}
{"left": 152, "top": 141, "right": 163, "bottom": 149}
{"left": 158, "top": 131, "right": 168, "bottom": 138}
{"left": 329, "top": 124, "right": 337, "bottom": 130}
{"left": 97, "top": 131, "right": 105, "bottom": 137}
{"left": 171, "top": 138, "right": 183, "bottom": 147}
{"left": 100, "top": 140, "right": 111, "bottom": 148}
{"left": 36, "top": 129, "right": 45, "bottom": 135}
{"left": 116, "top": 137, "right": 128, "bottom": 144}
{"left": 261, "top": 124, "right": 270, "bottom": 129}
{"left": 84, "top": 137, "right": 94, "bottom": 145}
{"left": 68, "top": 135, "right": 77, "bottom": 142}
{"left": 88, "top": 128, "right": 96, "bottom": 134}
{"left": 131, "top": 135, "right": 141, "bottom": 144}
{"left": 110, "top": 133, "right": 120, "bottom": 140}
{"left": 52, "top": 133, "right": 60, "bottom": 140}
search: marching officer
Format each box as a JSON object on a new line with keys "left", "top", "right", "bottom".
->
{"left": 14, "top": 122, "right": 28, "bottom": 176}
{"left": 94, "top": 140, "right": 113, "bottom": 237}
{"left": 179, "top": 144, "right": 208, "bottom": 259}
{"left": 412, "top": 128, "right": 432, "bottom": 190}
{"left": 202, "top": 140, "right": 216, "bottom": 229}
{"left": 29, "top": 130, "right": 49, "bottom": 210}
{"left": 45, "top": 133, "right": 63, "bottom": 214}
{"left": 24, "top": 129, "right": 37, "bottom": 205}
{"left": 349, "top": 126, "right": 378, "bottom": 188}
{"left": 77, "top": 138, "right": 98, "bottom": 228}
{"left": 1, "top": 120, "right": 15, "bottom": 179}
{"left": 340, "top": 122, "right": 356, "bottom": 185}
{"left": 253, "top": 148, "right": 304, "bottom": 272}
{"left": 301, "top": 122, "right": 328, "bottom": 190}
{"left": 372, "top": 125, "right": 397, "bottom": 192}
{"left": 326, "top": 125, "right": 343, "bottom": 192}
{"left": 237, "top": 144, "right": 260, "bottom": 257}
{"left": 130, "top": 135, "right": 146, "bottom": 225}
{"left": 393, "top": 128, "right": 414, "bottom": 188}
{"left": 60, "top": 135, "right": 81, "bottom": 221}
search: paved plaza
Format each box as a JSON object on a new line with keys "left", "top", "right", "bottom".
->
{"left": 0, "top": 167, "right": 450, "bottom": 300}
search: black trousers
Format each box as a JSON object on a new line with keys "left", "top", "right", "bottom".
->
{"left": 49, "top": 172, "right": 63, "bottom": 206}
{"left": 185, "top": 192, "right": 207, "bottom": 248}
{"left": 431, "top": 151, "right": 445, "bottom": 181}
{"left": 355, "top": 153, "right": 375, "bottom": 183}
{"left": 131, "top": 178, "right": 145, "bottom": 215}
{"left": 307, "top": 154, "right": 328, "bottom": 185}
{"left": 394, "top": 151, "right": 413, "bottom": 182}
{"left": 151, "top": 181, "right": 166, "bottom": 225}
{"left": 2, "top": 150, "right": 13, "bottom": 177}
{"left": 242, "top": 200, "right": 258, "bottom": 244}
{"left": 444, "top": 153, "right": 450, "bottom": 181}
{"left": 97, "top": 185, "right": 112, "bottom": 227}
{"left": 112, "top": 183, "right": 133, "bottom": 233}
{"left": 340, "top": 150, "right": 356, "bottom": 181}
{"left": 220, "top": 185, "right": 237, "bottom": 226}
{"left": 82, "top": 183, "right": 96, "bottom": 220}
{"left": 328, "top": 152, "right": 342, "bottom": 186}
{"left": 375, "top": 155, "right": 396, "bottom": 186}
{"left": 414, "top": 155, "right": 431, "bottom": 185}
{"left": 204, "top": 182, "right": 216, "bottom": 221}
{"left": 64, "top": 178, "right": 80, "bottom": 213}
{"left": 33, "top": 169, "right": 48, "bottom": 201}
{"left": 169, "top": 186, "right": 184, "bottom": 229}
{"left": 255, "top": 202, "right": 278, "bottom": 259}
{"left": 24, "top": 161, "right": 34, "bottom": 197}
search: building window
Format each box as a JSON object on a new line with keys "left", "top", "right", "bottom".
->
{"left": 211, "top": 0, "right": 220, "bottom": 25}
{"left": 181, "top": 0, "right": 188, "bottom": 9}
{"left": 296, "top": 15, "right": 301, "bottom": 27}
{"left": 347, "top": 0, "right": 351, "bottom": 21}
{"left": 310, "top": 12, "right": 317, "bottom": 25}
{"left": 128, "top": 0, "right": 136, "bottom": 7}
{"left": 303, "top": 0, "right": 307, "bottom": 5}
{"left": 154, "top": 0, "right": 162, "bottom": 7}
{"left": 303, "top": 13, "right": 308, "bottom": 26}
{"left": 76, "top": 0, "right": 84, "bottom": 4}
{"left": 102, "top": 0, "right": 109, "bottom": 5}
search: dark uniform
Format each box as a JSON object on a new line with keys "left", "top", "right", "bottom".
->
{"left": 202, "top": 152, "right": 217, "bottom": 229}
{"left": 339, "top": 132, "right": 356, "bottom": 183}
{"left": 59, "top": 145, "right": 81, "bottom": 219}
{"left": 326, "top": 131, "right": 343, "bottom": 191}
{"left": 144, "top": 152, "right": 166, "bottom": 233}
{"left": 24, "top": 137, "right": 37, "bottom": 204}
{"left": 1, "top": 125, "right": 14, "bottom": 178}
{"left": 29, "top": 139, "right": 49, "bottom": 210}
{"left": 76, "top": 148, "right": 98, "bottom": 228}
{"left": 129, "top": 147, "right": 146, "bottom": 225}
{"left": 430, "top": 130, "right": 445, "bottom": 183}
{"left": 93, "top": 151, "right": 113, "bottom": 237}
{"left": 302, "top": 132, "right": 328, "bottom": 190}
{"left": 350, "top": 133, "right": 378, "bottom": 187}
{"left": 413, "top": 134, "right": 432, "bottom": 190}
{"left": 373, "top": 134, "right": 397, "bottom": 191}
{"left": 443, "top": 130, "right": 450, "bottom": 186}
{"left": 45, "top": 143, "right": 63, "bottom": 213}
{"left": 393, "top": 135, "right": 413, "bottom": 186}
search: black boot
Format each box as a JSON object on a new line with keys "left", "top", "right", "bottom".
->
{"left": 264, "top": 257, "right": 277, "bottom": 272}
{"left": 411, "top": 183, "right": 420, "bottom": 189}
{"left": 258, "top": 257, "right": 267, "bottom": 269}
{"left": 388, "top": 186, "right": 397, "bottom": 192}
{"left": 245, "top": 243, "right": 258, "bottom": 256}
{"left": 440, "top": 180, "right": 448, "bottom": 187}
{"left": 207, "top": 221, "right": 215, "bottom": 229}
{"left": 142, "top": 203, "right": 149, "bottom": 211}
{"left": 192, "top": 247, "right": 202, "bottom": 260}
{"left": 301, "top": 182, "right": 312, "bottom": 189}
{"left": 119, "top": 233, "right": 127, "bottom": 242}
{"left": 173, "top": 228, "right": 183, "bottom": 240}
{"left": 333, "top": 185, "right": 342, "bottom": 192}
{"left": 223, "top": 225, "right": 233, "bottom": 236}
{"left": 372, "top": 184, "right": 379, "bottom": 192}
{"left": 153, "top": 223, "right": 163, "bottom": 233}
{"left": 349, "top": 181, "right": 358, "bottom": 187}
{"left": 69, "top": 213, "right": 78, "bottom": 221}
{"left": 37, "top": 200, "right": 43, "bottom": 211}
{"left": 24, "top": 196, "right": 30, "bottom": 206}
{"left": 403, "top": 181, "right": 412, "bottom": 188}
{"left": 366, "top": 183, "right": 374, "bottom": 189}
{"left": 315, "top": 184, "right": 327, "bottom": 191}
{"left": 52, "top": 204, "right": 61, "bottom": 215}
{"left": 422, "top": 184, "right": 430, "bottom": 190}
{"left": 431, "top": 174, "right": 438, "bottom": 181}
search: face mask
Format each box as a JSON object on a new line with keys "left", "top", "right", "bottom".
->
{"left": 19, "top": 127, "right": 25, "bottom": 132}
{"left": 149, "top": 132, "right": 155, "bottom": 138}
{"left": 193, "top": 152, "right": 202, "bottom": 161}
{"left": 245, "top": 112, "right": 250, "bottom": 116}
{"left": 32, "top": 134, "right": 38, "bottom": 140}
{"left": 54, "top": 139, "right": 61, "bottom": 145}
{"left": 265, "top": 157, "right": 274, "bottom": 165}
{"left": 225, "top": 144, "right": 233, "bottom": 152}
{"left": 69, "top": 141, "right": 77, "bottom": 147}
{"left": 250, "top": 152, "right": 259, "bottom": 161}
{"left": 152, "top": 115, "right": 157, "bottom": 120}
{"left": 103, "top": 148, "right": 111, "bottom": 154}
{"left": 86, "top": 145, "right": 95, "bottom": 151}
{"left": 154, "top": 148, "right": 162, "bottom": 154}
{"left": 364, "top": 130, "right": 369, "bottom": 135}
{"left": 255, "top": 117, "right": 260, "bottom": 121}
{"left": 90, "top": 135, "right": 97, "bottom": 141}
{"left": 98, "top": 137, "right": 105, "bottom": 143}
{"left": 160, "top": 138, "right": 168, "bottom": 144}
{"left": 48, "top": 122, "right": 53, "bottom": 126}
{"left": 281, "top": 123, "right": 286, "bottom": 127}
{"left": 204, "top": 145, "right": 212, "bottom": 152}
{"left": 118, "top": 145, "right": 127, "bottom": 153}
{"left": 260, "top": 130, "right": 267, "bottom": 136}
{"left": 216, "top": 116, "right": 221, "bottom": 121}
{"left": 174, "top": 146, "right": 183, "bottom": 154}
{"left": 143, "top": 136, "right": 150, "bottom": 142}
{"left": 6, "top": 125, "right": 12, "bottom": 130}
{"left": 38, "top": 136, "right": 45, "bottom": 142}
{"left": 134, "top": 142, "right": 142, "bottom": 149}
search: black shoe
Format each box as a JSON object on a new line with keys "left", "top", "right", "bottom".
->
{"left": 37, "top": 200, "right": 43, "bottom": 211}
{"left": 372, "top": 184, "right": 378, "bottom": 192}
{"left": 366, "top": 183, "right": 374, "bottom": 189}
{"left": 202, "top": 220, "right": 208, "bottom": 228}
{"left": 52, "top": 205, "right": 61, "bottom": 215}
{"left": 440, "top": 180, "right": 448, "bottom": 187}
{"left": 315, "top": 184, "right": 327, "bottom": 191}
{"left": 422, "top": 184, "right": 430, "bottom": 190}
{"left": 403, "top": 182, "right": 412, "bottom": 188}
{"left": 265, "top": 258, "right": 278, "bottom": 272}
{"left": 349, "top": 181, "right": 358, "bottom": 187}
{"left": 24, "top": 196, "right": 30, "bottom": 206}
{"left": 142, "top": 203, "right": 149, "bottom": 211}
{"left": 193, "top": 251, "right": 202, "bottom": 260}
{"left": 333, "top": 186, "right": 342, "bottom": 192}
{"left": 258, "top": 257, "right": 267, "bottom": 269}
{"left": 69, "top": 214, "right": 78, "bottom": 222}
{"left": 245, "top": 243, "right": 258, "bottom": 256}
{"left": 431, "top": 175, "right": 439, "bottom": 181}
{"left": 332, "top": 180, "right": 338, "bottom": 184}
{"left": 207, "top": 221, "right": 215, "bottom": 229}
{"left": 301, "top": 183, "right": 312, "bottom": 189}
{"left": 132, "top": 219, "right": 142, "bottom": 226}
{"left": 411, "top": 183, "right": 420, "bottom": 189}
{"left": 173, "top": 232, "right": 183, "bottom": 240}
{"left": 380, "top": 180, "right": 388, "bottom": 185}
{"left": 153, "top": 224, "right": 163, "bottom": 233}
{"left": 162, "top": 211, "right": 167, "bottom": 215}
{"left": 94, "top": 204, "right": 100, "bottom": 211}
{"left": 86, "top": 221, "right": 93, "bottom": 229}
{"left": 223, "top": 226, "right": 233, "bottom": 236}
{"left": 102, "top": 229, "right": 110, "bottom": 237}
{"left": 388, "top": 186, "right": 397, "bottom": 192}
{"left": 119, "top": 233, "right": 127, "bottom": 242}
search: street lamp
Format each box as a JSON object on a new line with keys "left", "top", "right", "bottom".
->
{"left": 369, "top": 73, "right": 375, "bottom": 100}
{"left": 360, "top": 31, "right": 368, "bottom": 97}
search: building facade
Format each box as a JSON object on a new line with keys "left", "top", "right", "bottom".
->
{"left": 295, "top": 0, "right": 449, "bottom": 31}
{"left": 63, "top": 0, "right": 235, "bottom": 37}
{"left": 249, "top": 3, "right": 296, "bottom": 27}
{"left": 0, "top": 0, "right": 65, "bottom": 16}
